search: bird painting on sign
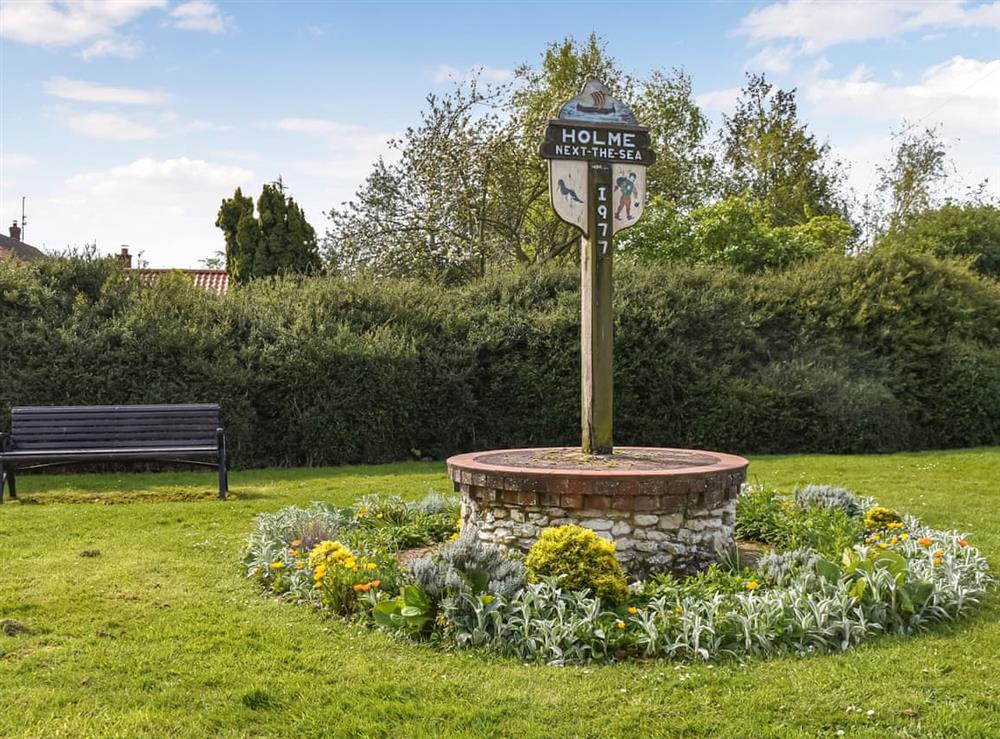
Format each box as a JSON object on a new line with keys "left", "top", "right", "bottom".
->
{"left": 611, "top": 164, "right": 645, "bottom": 234}
{"left": 549, "top": 159, "right": 588, "bottom": 234}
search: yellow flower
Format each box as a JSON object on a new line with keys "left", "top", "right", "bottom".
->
{"left": 270, "top": 561, "right": 284, "bottom": 570}
{"left": 449, "top": 532, "right": 460, "bottom": 541}
{"left": 376, "top": 512, "right": 383, "bottom": 519}
{"left": 674, "top": 606, "right": 683, "bottom": 614}
{"left": 295, "top": 562, "right": 304, "bottom": 569}
{"left": 889, "top": 537, "right": 898, "bottom": 545}
{"left": 615, "top": 620, "right": 625, "bottom": 629}
{"left": 901, "top": 533, "right": 909, "bottom": 540}
{"left": 933, "top": 549, "right": 944, "bottom": 558}
{"left": 366, "top": 562, "right": 378, "bottom": 570}
{"left": 627, "top": 606, "right": 638, "bottom": 615}
{"left": 745, "top": 580, "right": 759, "bottom": 591}
{"left": 878, "top": 543, "right": 887, "bottom": 549}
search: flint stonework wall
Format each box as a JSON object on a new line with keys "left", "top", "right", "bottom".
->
{"left": 448, "top": 466, "right": 746, "bottom": 576}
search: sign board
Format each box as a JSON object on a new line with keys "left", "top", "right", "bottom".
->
{"left": 540, "top": 80, "right": 655, "bottom": 238}
{"left": 539, "top": 80, "right": 656, "bottom": 455}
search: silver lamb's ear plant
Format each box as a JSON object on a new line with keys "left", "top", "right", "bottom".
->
{"left": 793, "top": 484, "right": 864, "bottom": 517}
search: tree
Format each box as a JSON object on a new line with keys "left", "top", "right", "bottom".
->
{"left": 323, "top": 35, "right": 715, "bottom": 282}
{"left": 200, "top": 251, "right": 225, "bottom": 269}
{"left": 721, "top": 74, "right": 845, "bottom": 227}
{"left": 620, "top": 193, "right": 852, "bottom": 272}
{"left": 878, "top": 202, "right": 1000, "bottom": 279}
{"left": 875, "top": 125, "right": 950, "bottom": 234}
{"left": 216, "top": 182, "right": 319, "bottom": 284}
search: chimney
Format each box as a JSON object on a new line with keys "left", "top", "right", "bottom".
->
{"left": 9, "top": 221, "right": 21, "bottom": 242}
{"left": 118, "top": 246, "right": 132, "bottom": 269}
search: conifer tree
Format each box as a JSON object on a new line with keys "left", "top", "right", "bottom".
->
{"left": 216, "top": 181, "right": 319, "bottom": 283}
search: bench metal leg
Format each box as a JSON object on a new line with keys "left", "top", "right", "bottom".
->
{"left": 217, "top": 439, "right": 228, "bottom": 501}
{"left": 7, "top": 469, "right": 15, "bottom": 500}
{"left": 0, "top": 462, "right": 5, "bottom": 504}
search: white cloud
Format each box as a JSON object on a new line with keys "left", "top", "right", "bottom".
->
{"left": 44, "top": 77, "right": 168, "bottom": 105}
{"left": 260, "top": 117, "right": 397, "bottom": 204}
{"left": 738, "top": 0, "right": 1000, "bottom": 53}
{"left": 80, "top": 35, "right": 143, "bottom": 60}
{"left": 433, "top": 64, "right": 515, "bottom": 84}
{"left": 170, "top": 0, "right": 227, "bottom": 33}
{"left": 0, "top": 0, "right": 166, "bottom": 46}
{"left": 745, "top": 45, "right": 796, "bottom": 74}
{"left": 261, "top": 117, "right": 394, "bottom": 158}
{"left": 67, "top": 113, "right": 159, "bottom": 140}
{"left": 696, "top": 87, "right": 741, "bottom": 112}
{"left": 264, "top": 117, "right": 350, "bottom": 135}
{"left": 68, "top": 157, "right": 253, "bottom": 193}
{"left": 49, "top": 157, "right": 254, "bottom": 266}
{"left": 806, "top": 56, "right": 1000, "bottom": 135}
{"left": 1, "top": 153, "right": 36, "bottom": 170}
{"left": 184, "top": 120, "right": 232, "bottom": 133}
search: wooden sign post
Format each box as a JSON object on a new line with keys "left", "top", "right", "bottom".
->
{"left": 540, "top": 80, "right": 656, "bottom": 455}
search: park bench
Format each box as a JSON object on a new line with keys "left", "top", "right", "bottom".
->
{"left": 0, "top": 404, "right": 228, "bottom": 503}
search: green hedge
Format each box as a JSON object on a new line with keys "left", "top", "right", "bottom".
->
{"left": 2, "top": 250, "right": 998, "bottom": 467}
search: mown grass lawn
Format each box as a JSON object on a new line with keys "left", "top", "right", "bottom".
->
{"left": 1, "top": 449, "right": 998, "bottom": 738}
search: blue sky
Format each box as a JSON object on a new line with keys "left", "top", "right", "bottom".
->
{"left": 1, "top": 0, "right": 998, "bottom": 267}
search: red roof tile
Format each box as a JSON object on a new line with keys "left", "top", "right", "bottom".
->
{"left": 138, "top": 269, "right": 229, "bottom": 294}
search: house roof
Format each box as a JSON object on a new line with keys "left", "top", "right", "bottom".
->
{"left": 138, "top": 268, "right": 229, "bottom": 294}
{"left": 0, "top": 233, "right": 46, "bottom": 262}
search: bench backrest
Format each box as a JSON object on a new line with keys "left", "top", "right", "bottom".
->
{"left": 10, "top": 404, "right": 221, "bottom": 451}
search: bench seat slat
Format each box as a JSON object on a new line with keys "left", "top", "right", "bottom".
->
{"left": 12, "top": 404, "right": 219, "bottom": 413}
{"left": 2, "top": 450, "right": 218, "bottom": 464}
{"left": 13, "top": 412, "right": 218, "bottom": 423}
{"left": 13, "top": 440, "right": 216, "bottom": 450}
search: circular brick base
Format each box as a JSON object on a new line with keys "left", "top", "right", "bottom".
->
{"left": 447, "top": 447, "right": 749, "bottom": 577}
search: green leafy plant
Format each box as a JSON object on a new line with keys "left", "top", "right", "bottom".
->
{"left": 525, "top": 525, "right": 629, "bottom": 604}
{"left": 373, "top": 585, "right": 434, "bottom": 633}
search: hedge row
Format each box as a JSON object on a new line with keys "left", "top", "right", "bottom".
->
{"left": 1, "top": 250, "right": 998, "bottom": 467}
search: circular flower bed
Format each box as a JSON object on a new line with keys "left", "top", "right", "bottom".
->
{"left": 243, "top": 484, "right": 993, "bottom": 666}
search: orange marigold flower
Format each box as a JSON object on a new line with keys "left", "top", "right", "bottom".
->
{"left": 290, "top": 539, "right": 301, "bottom": 547}
{"left": 919, "top": 536, "right": 932, "bottom": 548}
{"left": 959, "top": 539, "right": 968, "bottom": 548}
{"left": 353, "top": 583, "right": 370, "bottom": 592}
{"left": 933, "top": 549, "right": 944, "bottom": 558}
{"left": 371, "top": 579, "right": 381, "bottom": 588}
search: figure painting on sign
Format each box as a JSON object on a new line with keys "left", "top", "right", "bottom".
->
{"left": 614, "top": 172, "right": 639, "bottom": 221}
{"left": 558, "top": 179, "right": 584, "bottom": 204}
